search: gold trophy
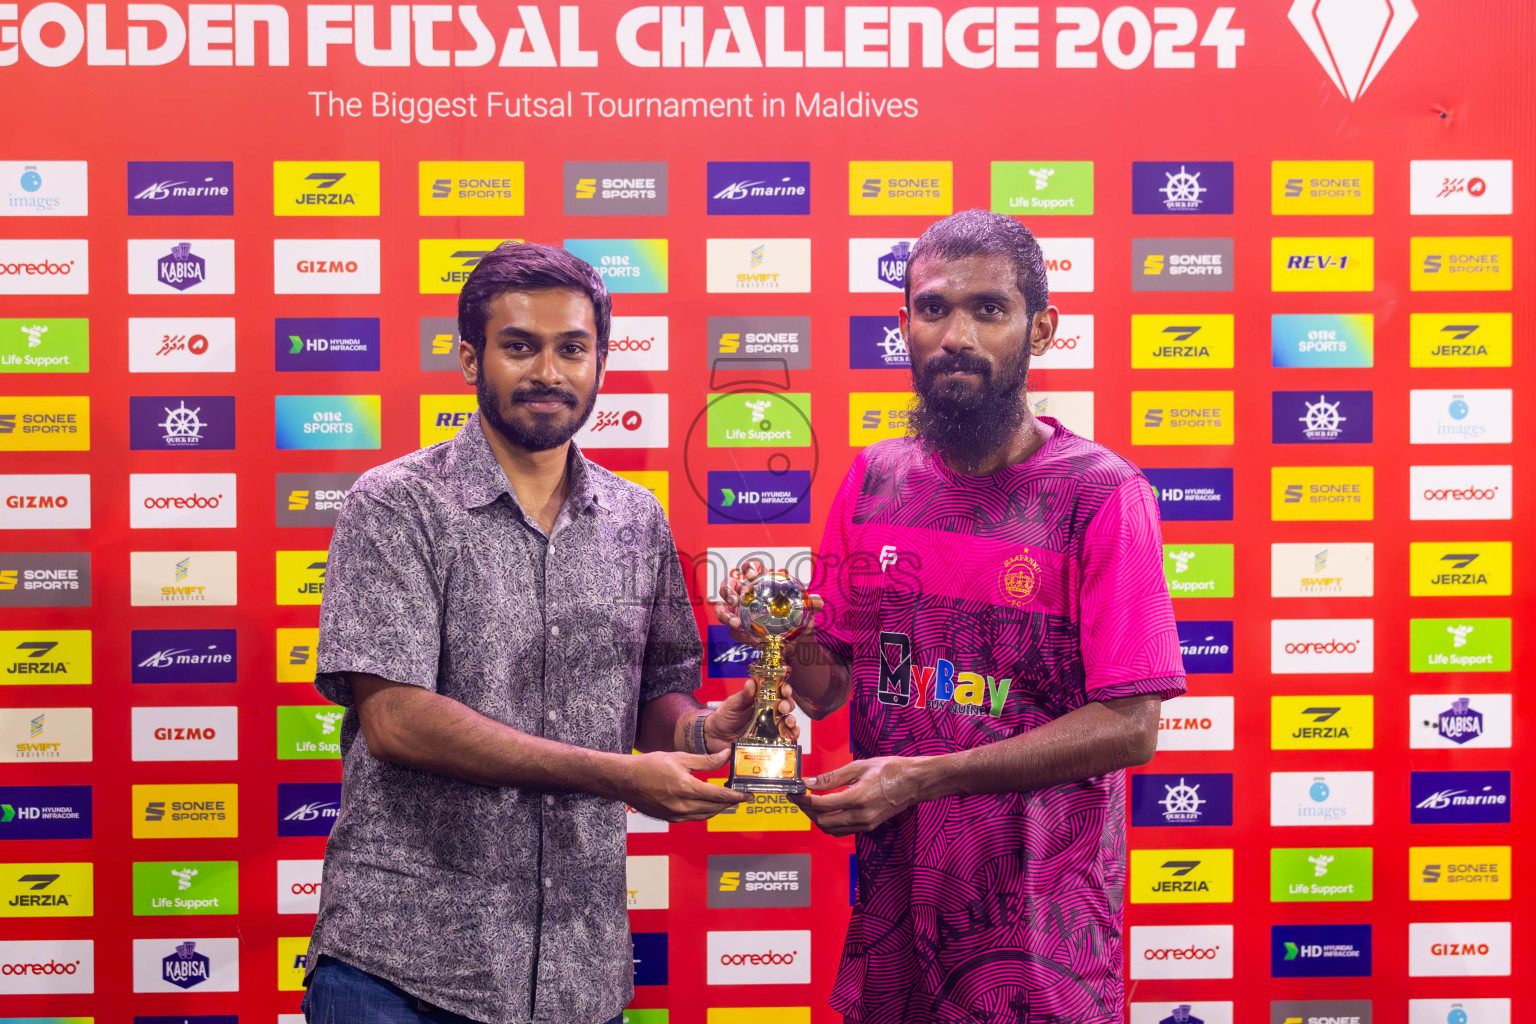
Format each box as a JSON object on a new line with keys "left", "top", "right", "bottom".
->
{"left": 727, "top": 568, "right": 811, "bottom": 795}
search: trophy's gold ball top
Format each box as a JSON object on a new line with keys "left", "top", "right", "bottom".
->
{"left": 739, "top": 572, "right": 808, "bottom": 638}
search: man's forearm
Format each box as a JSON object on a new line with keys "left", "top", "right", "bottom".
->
{"left": 637, "top": 690, "right": 707, "bottom": 754}
{"left": 782, "top": 632, "right": 852, "bottom": 719}
{"left": 908, "top": 695, "right": 1161, "bottom": 800}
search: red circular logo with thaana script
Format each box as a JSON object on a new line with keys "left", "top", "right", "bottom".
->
{"left": 622, "top": 410, "right": 642, "bottom": 431}
{"left": 187, "top": 334, "right": 208, "bottom": 355}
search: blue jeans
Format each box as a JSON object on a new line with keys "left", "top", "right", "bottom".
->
{"left": 302, "top": 955, "right": 623, "bottom": 1024}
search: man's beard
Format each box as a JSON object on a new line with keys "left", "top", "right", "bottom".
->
{"left": 906, "top": 346, "right": 1030, "bottom": 468}
{"left": 476, "top": 365, "right": 599, "bottom": 452}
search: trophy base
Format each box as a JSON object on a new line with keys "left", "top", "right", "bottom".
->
{"left": 727, "top": 741, "right": 806, "bottom": 796}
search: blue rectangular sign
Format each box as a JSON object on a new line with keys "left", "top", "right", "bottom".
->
{"left": 0, "top": 785, "right": 92, "bottom": 839}
{"left": 277, "top": 782, "right": 342, "bottom": 837}
{"left": 850, "top": 315, "right": 909, "bottom": 369}
{"left": 707, "top": 470, "right": 811, "bottom": 524}
{"left": 632, "top": 932, "right": 668, "bottom": 986}
{"left": 1271, "top": 924, "right": 1372, "bottom": 978}
{"left": 707, "top": 161, "right": 811, "bottom": 215}
{"left": 128, "top": 396, "right": 237, "bottom": 451}
{"left": 1177, "top": 621, "right": 1233, "bottom": 674}
{"left": 276, "top": 317, "right": 381, "bottom": 372}
{"left": 1130, "top": 773, "right": 1233, "bottom": 827}
{"left": 1271, "top": 313, "right": 1375, "bottom": 368}
{"left": 1143, "top": 468, "right": 1234, "bottom": 521}
{"left": 127, "top": 161, "right": 235, "bottom": 215}
{"left": 131, "top": 628, "right": 238, "bottom": 684}
{"left": 707, "top": 624, "right": 760, "bottom": 679}
{"left": 1410, "top": 770, "right": 1511, "bottom": 824}
{"left": 1131, "top": 161, "right": 1235, "bottom": 214}
{"left": 1272, "top": 391, "right": 1373, "bottom": 443}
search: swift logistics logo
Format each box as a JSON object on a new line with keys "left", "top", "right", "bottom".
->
{"left": 1130, "top": 773, "right": 1233, "bottom": 827}
{"left": 275, "top": 317, "right": 379, "bottom": 372}
{"left": 128, "top": 396, "right": 236, "bottom": 451}
{"left": 130, "top": 628, "right": 236, "bottom": 684}
{"left": 274, "top": 395, "right": 381, "bottom": 450}
{"left": 1410, "top": 846, "right": 1510, "bottom": 901}
{"left": 705, "top": 238, "right": 811, "bottom": 292}
{"left": 1410, "top": 770, "right": 1511, "bottom": 825}
{"left": 0, "top": 395, "right": 89, "bottom": 452}
{"left": 1409, "top": 388, "right": 1512, "bottom": 444}
{"left": 1270, "top": 618, "right": 1373, "bottom": 673}
{"left": 1288, "top": 0, "right": 1415, "bottom": 101}
{"left": 707, "top": 161, "right": 809, "bottom": 215}
{"left": 0, "top": 785, "right": 91, "bottom": 840}
{"left": 1128, "top": 925, "right": 1233, "bottom": 980}
{"left": 1270, "top": 542, "right": 1374, "bottom": 598}
{"left": 707, "top": 854, "right": 811, "bottom": 909}
{"left": 1270, "top": 771, "right": 1374, "bottom": 827}
{"left": 1271, "top": 161, "right": 1374, "bottom": 214}
{"left": 127, "top": 239, "right": 234, "bottom": 294}
{"left": 1272, "top": 313, "right": 1374, "bottom": 368}
{"left": 1128, "top": 849, "right": 1234, "bottom": 903}
{"left": 0, "top": 161, "right": 87, "bottom": 216}
{"left": 1411, "top": 159, "right": 1514, "bottom": 215}
{"left": 417, "top": 238, "right": 510, "bottom": 294}
{"left": 127, "top": 160, "right": 234, "bottom": 215}
{"left": 0, "top": 474, "right": 90, "bottom": 529}
{"left": 1272, "top": 466, "right": 1374, "bottom": 520}
{"left": 276, "top": 627, "right": 321, "bottom": 684}
{"left": 1408, "top": 921, "right": 1510, "bottom": 977}
{"left": 1130, "top": 314, "right": 1234, "bottom": 369}
{"left": 0, "top": 861, "right": 93, "bottom": 918}
{"left": 1132, "top": 239, "right": 1233, "bottom": 292}
{"left": 1144, "top": 468, "right": 1233, "bottom": 521}
{"left": 1272, "top": 391, "right": 1372, "bottom": 443}
{"left": 1131, "top": 162, "right": 1233, "bottom": 214}
{"left": 0, "top": 707, "right": 92, "bottom": 762}
{"left": 0, "top": 239, "right": 88, "bottom": 295}
{"left": 0, "top": 317, "right": 88, "bottom": 373}
{"left": 1271, "top": 237, "right": 1374, "bottom": 291}
{"left": 1027, "top": 392, "right": 1096, "bottom": 438}
{"left": 563, "top": 238, "right": 668, "bottom": 292}
{"left": 1271, "top": 924, "right": 1371, "bottom": 978}
{"left": 1409, "top": 312, "right": 1512, "bottom": 367}
{"left": 1409, "top": 542, "right": 1511, "bottom": 596}
{"left": 848, "top": 161, "right": 952, "bottom": 215}
{"left": 1177, "top": 622, "right": 1233, "bottom": 674}
{"left": 1409, "top": 618, "right": 1511, "bottom": 673}
{"left": 1, "top": 629, "right": 91, "bottom": 685}
{"left": 1412, "top": 236, "right": 1513, "bottom": 291}
{"left": 419, "top": 160, "right": 524, "bottom": 216}
{"left": 129, "top": 550, "right": 237, "bottom": 607}
{"left": 1410, "top": 694, "right": 1511, "bottom": 750}
{"left": 1270, "top": 847, "right": 1373, "bottom": 902}
{"left": 272, "top": 161, "right": 380, "bottom": 216}
{"left": 707, "top": 316, "right": 809, "bottom": 369}
{"left": 990, "top": 161, "right": 1093, "bottom": 215}
{"left": 1132, "top": 392, "right": 1234, "bottom": 445}
{"left": 1162, "top": 544, "right": 1234, "bottom": 597}
{"left": 277, "top": 782, "right": 341, "bottom": 837}
{"left": 625, "top": 854, "right": 669, "bottom": 910}
{"left": 1157, "top": 696, "right": 1235, "bottom": 751}
{"left": 132, "top": 783, "right": 238, "bottom": 839}
{"left": 276, "top": 472, "right": 358, "bottom": 528}
{"left": 130, "top": 706, "right": 238, "bottom": 762}
{"left": 1270, "top": 696, "right": 1374, "bottom": 750}
{"left": 274, "top": 238, "right": 380, "bottom": 294}
{"left": 0, "top": 553, "right": 91, "bottom": 608}
{"left": 275, "top": 551, "right": 329, "bottom": 606}
{"left": 564, "top": 161, "right": 667, "bottom": 215}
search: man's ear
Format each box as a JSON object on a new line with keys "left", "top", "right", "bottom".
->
{"left": 1028, "top": 306, "right": 1060, "bottom": 358}
{"left": 458, "top": 337, "right": 478, "bottom": 387}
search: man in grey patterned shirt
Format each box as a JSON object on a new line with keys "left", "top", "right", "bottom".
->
{"left": 301, "top": 242, "right": 795, "bottom": 1024}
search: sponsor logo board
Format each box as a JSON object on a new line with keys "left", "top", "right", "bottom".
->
{"left": 0, "top": 317, "right": 88, "bottom": 373}
{"left": 127, "top": 317, "right": 236, "bottom": 373}
{"left": 1270, "top": 771, "right": 1373, "bottom": 826}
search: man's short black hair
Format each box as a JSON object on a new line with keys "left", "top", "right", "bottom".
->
{"left": 457, "top": 241, "right": 612, "bottom": 362}
{"left": 903, "top": 209, "right": 1050, "bottom": 322}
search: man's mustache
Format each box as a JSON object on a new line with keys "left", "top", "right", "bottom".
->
{"left": 510, "top": 386, "right": 578, "bottom": 406}
{"left": 921, "top": 351, "right": 993, "bottom": 379}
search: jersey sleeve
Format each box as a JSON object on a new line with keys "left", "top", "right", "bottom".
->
{"left": 1078, "top": 475, "right": 1187, "bottom": 701}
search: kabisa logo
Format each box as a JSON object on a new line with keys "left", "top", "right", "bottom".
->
{"left": 1411, "top": 159, "right": 1514, "bottom": 215}
{"left": 848, "top": 161, "right": 952, "bottom": 216}
{"left": 0, "top": 317, "right": 89, "bottom": 374}
{"left": 1412, "top": 236, "right": 1513, "bottom": 292}
{"left": 0, "top": 553, "right": 91, "bottom": 608}
{"left": 849, "top": 315, "right": 908, "bottom": 370}
{"left": 1128, "top": 848, "right": 1235, "bottom": 904}
{"left": 848, "top": 238, "right": 915, "bottom": 292}
{"left": 274, "top": 238, "right": 381, "bottom": 294}
{"left": 161, "top": 940, "right": 211, "bottom": 989}
{"left": 1288, "top": 1, "right": 1415, "bottom": 101}
{"left": 1410, "top": 312, "right": 1513, "bottom": 368}
{"left": 563, "top": 238, "right": 669, "bottom": 293}
{"left": 1, "top": 630, "right": 90, "bottom": 684}
{"left": 275, "top": 317, "right": 380, "bottom": 372}
{"left": 277, "top": 782, "right": 341, "bottom": 837}
{"left": 1434, "top": 697, "right": 1480, "bottom": 745}
{"left": 1131, "top": 162, "right": 1234, "bottom": 214}
{"left": 707, "top": 161, "right": 810, "bottom": 215}
{"left": 1411, "top": 693, "right": 1511, "bottom": 750}
{"left": 1129, "top": 314, "right": 1234, "bottom": 369}
{"left": 873, "top": 631, "right": 1013, "bottom": 717}
{"left": 1272, "top": 313, "right": 1375, "bottom": 368}
{"left": 0, "top": 240, "right": 89, "bottom": 296}
{"left": 1130, "top": 773, "right": 1234, "bottom": 827}
{"left": 1272, "top": 924, "right": 1372, "bottom": 978}
{"left": 563, "top": 161, "right": 667, "bottom": 215}
{"left": 1132, "top": 239, "right": 1234, "bottom": 292}
{"left": 274, "top": 395, "right": 382, "bottom": 451}
{"left": 128, "top": 396, "right": 236, "bottom": 451}
{"left": 1129, "top": 925, "right": 1233, "bottom": 980}
{"left": 276, "top": 472, "right": 358, "bottom": 528}
{"left": 130, "top": 629, "right": 237, "bottom": 685}
{"left": 157, "top": 243, "right": 204, "bottom": 291}
{"left": 1130, "top": 1003, "right": 1236, "bottom": 1024}
{"left": 127, "top": 239, "right": 234, "bottom": 294}
{"left": 1410, "top": 771, "right": 1511, "bottom": 825}
{"left": 128, "top": 161, "right": 235, "bottom": 215}
{"left": 272, "top": 161, "right": 380, "bottom": 216}
{"left": 1270, "top": 771, "right": 1374, "bottom": 827}
{"left": 1271, "top": 696, "right": 1374, "bottom": 750}
{"left": 1144, "top": 468, "right": 1233, "bottom": 522}
{"left": 1272, "top": 391, "right": 1373, "bottom": 444}
{"left": 1409, "top": 388, "right": 1512, "bottom": 445}
{"left": 1272, "top": 160, "right": 1374, "bottom": 214}
{"left": 0, "top": 161, "right": 88, "bottom": 216}
{"left": 990, "top": 161, "right": 1094, "bottom": 215}
{"left": 419, "top": 160, "right": 524, "bottom": 216}
{"left": 1177, "top": 621, "right": 1233, "bottom": 674}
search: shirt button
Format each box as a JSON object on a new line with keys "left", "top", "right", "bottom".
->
{"left": 547, "top": 710, "right": 558, "bottom": 721}
{"left": 550, "top": 624, "right": 560, "bottom": 637}
{"left": 545, "top": 795, "right": 555, "bottom": 806}
{"left": 544, "top": 877, "right": 553, "bottom": 888}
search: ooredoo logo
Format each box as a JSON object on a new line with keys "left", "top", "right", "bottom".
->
{"left": 1410, "top": 465, "right": 1512, "bottom": 521}
{"left": 1129, "top": 925, "right": 1233, "bottom": 979}
{"left": 129, "top": 474, "right": 237, "bottom": 530}
{"left": 706, "top": 929, "right": 811, "bottom": 985}
{"left": 277, "top": 859, "right": 324, "bottom": 914}
{"left": 0, "top": 939, "right": 94, "bottom": 993}
{"left": 0, "top": 240, "right": 89, "bottom": 295}
{"left": 1271, "top": 619, "right": 1373, "bottom": 674}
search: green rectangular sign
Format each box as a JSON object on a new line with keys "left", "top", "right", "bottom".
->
{"left": 0, "top": 318, "right": 89, "bottom": 373}
{"left": 1163, "top": 544, "right": 1235, "bottom": 597}
{"left": 277, "top": 704, "right": 346, "bottom": 759}
{"left": 1409, "top": 617, "right": 1511, "bottom": 672}
{"left": 991, "top": 161, "right": 1095, "bottom": 215}
{"left": 132, "top": 860, "right": 239, "bottom": 915}
{"left": 1270, "top": 847, "right": 1372, "bottom": 902}
{"left": 707, "top": 392, "right": 812, "bottom": 447}
{"left": 622, "top": 1013, "right": 669, "bottom": 1024}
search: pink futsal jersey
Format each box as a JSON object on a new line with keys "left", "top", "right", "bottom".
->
{"left": 813, "top": 421, "right": 1186, "bottom": 1024}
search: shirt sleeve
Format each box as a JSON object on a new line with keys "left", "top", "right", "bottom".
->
{"left": 1078, "top": 475, "right": 1187, "bottom": 702}
{"left": 810, "top": 451, "right": 871, "bottom": 663}
{"left": 638, "top": 513, "right": 704, "bottom": 703}
{"left": 314, "top": 487, "right": 443, "bottom": 707}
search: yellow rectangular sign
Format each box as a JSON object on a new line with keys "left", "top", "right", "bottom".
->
{"left": 1409, "top": 846, "right": 1511, "bottom": 901}
{"left": 1271, "top": 466, "right": 1374, "bottom": 521}
{"left": 1128, "top": 848, "right": 1234, "bottom": 903}
{"left": 419, "top": 161, "right": 525, "bottom": 216}
{"left": 1271, "top": 160, "right": 1374, "bottom": 215}
{"left": 419, "top": 239, "right": 518, "bottom": 294}
{"left": 0, "top": 395, "right": 89, "bottom": 451}
{"left": 1130, "top": 392, "right": 1234, "bottom": 445}
{"left": 276, "top": 550, "right": 329, "bottom": 607}
{"left": 278, "top": 935, "right": 311, "bottom": 990}
{"left": 1409, "top": 542, "right": 1511, "bottom": 596}
{"left": 849, "top": 392, "right": 912, "bottom": 446}
{"left": 1271, "top": 237, "right": 1375, "bottom": 291}
{"left": 707, "top": 779, "right": 810, "bottom": 832}
{"left": 420, "top": 394, "right": 477, "bottom": 447}
{"left": 1411, "top": 236, "right": 1513, "bottom": 291}
{"left": 848, "top": 161, "right": 953, "bottom": 216}
{"left": 132, "top": 783, "right": 239, "bottom": 839}
{"left": 1271, "top": 695, "right": 1374, "bottom": 750}
{"left": 273, "top": 160, "right": 380, "bottom": 216}
{"left": 615, "top": 470, "right": 670, "bottom": 520}
{"left": 1130, "top": 315, "right": 1234, "bottom": 368}
{"left": 0, "top": 629, "right": 91, "bottom": 684}
{"left": 1409, "top": 312, "right": 1513, "bottom": 367}
{"left": 709, "top": 1011, "right": 811, "bottom": 1024}
{"left": 0, "top": 861, "right": 93, "bottom": 917}
{"left": 276, "top": 627, "right": 320, "bottom": 683}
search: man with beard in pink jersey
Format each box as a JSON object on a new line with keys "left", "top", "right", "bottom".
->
{"left": 716, "top": 209, "right": 1185, "bottom": 1024}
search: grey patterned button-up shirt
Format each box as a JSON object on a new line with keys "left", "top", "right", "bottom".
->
{"left": 306, "top": 413, "right": 702, "bottom": 1024}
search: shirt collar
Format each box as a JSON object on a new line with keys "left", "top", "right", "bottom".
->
{"left": 445, "top": 412, "right": 606, "bottom": 515}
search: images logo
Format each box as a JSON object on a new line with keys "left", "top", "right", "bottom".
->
{"left": 1131, "top": 162, "right": 1233, "bottom": 214}
{"left": 275, "top": 317, "right": 379, "bottom": 372}
{"left": 128, "top": 160, "right": 234, "bottom": 215}
{"left": 0, "top": 317, "right": 88, "bottom": 373}
{"left": 1177, "top": 622, "right": 1234, "bottom": 674}
{"left": 0, "top": 239, "right": 88, "bottom": 295}
{"left": 126, "top": 239, "right": 235, "bottom": 294}
{"left": 419, "top": 160, "right": 524, "bottom": 216}
{"left": 1410, "top": 464, "right": 1511, "bottom": 520}
{"left": 130, "top": 629, "right": 237, "bottom": 684}
{"left": 624, "top": 854, "right": 669, "bottom": 911}
{"left": 1132, "top": 239, "right": 1232, "bottom": 292}
{"left": 0, "top": 396, "right": 89, "bottom": 452}
{"left": 416, "top": 238, "right": 509, "bottom": 294}
{"left": 1408, "top": 1000, "right": 1507, "bottom": 1024}
{"left": 276, "top": 551, "right": 328, "bottom": 607}
{"left": 1270, "top": 847, "right": 1372, "bottom": 902}
{"left": 274, "top": 395, "right": 381, "bottom": 450}
{"left": 1271, "top": 160, "right": 1374, "bottom": 213}
{"left": 1157, "top": 696, "right": 1235, "bottom": 751}
{"left": 563, "top": 239, "right": 668, "bottom": 293}
{"left": 848, "top": 161, "right": 951, "bottom": 216}
{"left": 1162, "top": 544, "right": 1234, "bottom": 597}
{"left": 131, "top": 860, "right": 239, "bottom": 916}
{"left": 275, "top": 472, "right": 357, "bottom": 528}
{"left": 127, "top": 317, "right": 236, "bottom": 373}
{"left": 1410, "top": 846, "right": 1510, "bottom": 901}
{"left": 1412, "top": 236, "right": 1513, "bottom": 291}
{"left": 708, "top": 855, "right": 811, "bottom": 909}
{"left": 1132, "top": 392, "right": 1233, "bottom": 445}
{"left": 272, "top": 161, "right": 379, "bottom": 216}
{"left": 991, "top": 161, "right": 1093, "bottom": 215}
{"left": 274, "top": 238, "right": 381, "bottom": 294}
{"left": 1408, "top": 921, "right": 1510, "bottom": 977}
{"left": 1271, "top": 696, "right": 1374, "bottom": 750}
{"left": 131, "top": 784, "right": 238, "bottom": 839}
{"left": 848, "top": 237, "right": 916, "bottom": 291}
{"left": 1, "top": 629, "right": 91, "bottom": 685}
{"left": 1410, "top": 770, "right": 1511, "bottom": 825}
{"left": 1271, "top": 466, "right": 1374, "bottom": 521}
{"left": 1270, "top": 771, "right": 1374, "bottom": 826}
{"left": 1129, "top": 849, "right": 1234, "bottom": 904}
{"left": 1409, "top": 388, "right": 1512, "bottom": 445}
{"left": 1410, "top": 618, "right": 1510, "bottom": 673}
{"left": 1130, "top": 773, "right": 1233, "bottom": 827}
{"left": 563, "top": 161, "right": 667, "bottom": 215}
{"left": 127, "top": 396, "right": 236, "bottom": 452}
{"left": 1409, "top": 541, "right": 1511, "bottom": 596}
{"left": 1272, "top": 313, "right": 1374, "bottom": 368}
{"left": 1130, "top": 314, "right": 1233, "bottom": 369}
{"left": 706, "top": 238, "right": 811, "bottom": 293}
{"left": 0, "top": 862, "right": 92, "bottom": 917}
{"left": 1128, "top": 925, "right": 1233, "bottom": 980}
{"left": 129, "top": 474, "right": 237, "bottom": 530}
{"left": 707, "top": 161, "right": 809, "bottom": 215}
{"left": 1270, "top": 542, "right": 1374, "bottom": 598}
{"left": 1410, "top": 694, "right": 1511, "bottom": 750}
{"left": 0, "top": 161, "right": 88, "bottom": 216}
{"left": 708, "top": 316, "right": 809, "bottom": 370}
{"left": 1272, "top": 391, "right": 1372, "bottom": 444}
{"left": 707, "top": 930, "right": 811, "bottom": 984}
{"left": 1272, "top": 924, "right": 1371, "bottom": 978}
{"left": 1144, "top": 468, "right": 1233, "bottom": 522}
{"left": 0, "top": 474, "right": 90, "bottom": 530}
{"left": 1271, "top": 237, "right": 1375, "bottom": 291}
{"left": 1288, "top": 0, "right": 1415, "bottom": 101}
{"left": 1411, "top": 160, "right": 1514, "bottom": 215}
{"left": 1409, "top": 311, "right": 1512, "bottom": 368}
{"left": 277, "top": 782, "right": 341, "bottom": 837}
{"left": 0, "top": 553, "right": 90, "bottom": 608}
{"left": 707, "top": 471, "right": 810, "bottom": 525}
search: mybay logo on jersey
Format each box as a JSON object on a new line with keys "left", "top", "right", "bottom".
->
{"left": 0, "top": 395, "right": 89, "bottom": 453}
{"left": 1271, "top": 619, "right": 1373, "bottom": 673}
{"left": 1162, "top": 544, "right": 1233, "bottom": 597}
{"left": 1412, "top": 236, "right": 1513, "bottom": 291}
{"left": 129, "top": 474, "right": 237, "bottom": 530}
{"left": 126, "top": 239, "right": 232, "bottom": 294}
{"left": 276, "top": 472, "right": 358, "bottom": 528}
{"left": 1271, "top": 237, "right": 1374, "bottom": 291}
{"left": 276, "top": 705, "right": 345, "bottom": 759}
{"left": 1409, "top": 542, "right": 1511, "bottom": 597}
{"left": 1129, "top": 849, "right": 1234, "bottom": 904}
{"left": 1270, "top": 847, "right": 1373, "bottom": 903}
{"left": 563, "top": 239, "right": 668, "bottom": 293}
{"left": 624, "top": 854, "right": 669, "bottom": 910}
{"left": 1270, "top": 542, "right": 1374, "bottom": 598}
{"left": 1270, "top": 771, "right": 1374, "bottom": 827}
{"left": 707, "top": 471, "right": 810, "bottom": 525}
{"left": 1408, "top": 1000, "right": 1509, "bottom": 1024}
{"left": 419, "top": 160, "right": 524, "bottom": 216}
{"left": 132, "top": 937, "right": 238, "bottom": 992}
{"left": 848, "top": 161, "right": 951, "bottom": 216}
{"left": 1128, "top": 925, "right": 1233, "bottom": 979}
{"left": 274, "top": 395, "right": 381, "bottom": 450}
{"left": 1409, "top": 311, "right": 1512, "bottom": 368}
{"left": 848, "top": 237, "right": 916, "bottom": 292}
{"left": 276, "top": 550, "right": 329, "bottom": 607}
{"left": 0, "top": 939, "right": 94, "bottom": 994}
{"left": 1410, "top": 617, "right": 1510, "bottom": 673}
{"left": 1271, "top": 160, "right": 1374, "bottom": 214}
{"left": 0, "top": 629, "right": 91, "bottom": 685}
{"left": 0, "top": 861, "right": 92, "bottom": 918}
{"left": 277, "top": 859, "right": 324, "bottom": 914}
{"left": 1410, "top": 465, "right": 1511, "bottom": 520}
{"left": 128, "top": 551, "right": 236, "bottom": 607}
{"left": 707, "top": 392, "right": 810, "bottom": 448}
{"left": 0, "top": 553, "right": 90, "bottom": 608}
{"left": 130, "top": 707, "right": 238, "bottom": 763}
{"left": 1271, "top": 466, "right": 1374, "bottom": 521}
{"left": 1130, "top": 1002, "right": 1234, "bottom": 1024}
{"left": 1132, "top": 238, "right": 1232, "bottom": 292}
{"left": 1410, "top": 159, "right": 1514, "bottom": 215}
{"left": 0, "top": 707, "right": 91, "bottom": 763}
{"left": 1410, "top": 846, "right": 1510, "bottom": 901}
{"left": 608, "top": 315, "right": 668, "bottom": 371}
{"left": 133, "top": 860, "right": 239, "bottom": 917}
{"left": 130, "top": 628, "right": 237, "bottom": 684}
{"left": 0, "top": 317, "right": 87, "bottom": 373}
{"left": 707, "top": 316, "right": 808, "bottom": 369}
{"left": 275, "top": 317, "right": 380, "bottom": 372}
{"left": 276, "top": 627, "right": 320, "bottom": 684}
{"left": 708, "top": 854, "right": 811, "bottom": 909}
{"left": 1408, "top": 922, "right": 1510, "bottom": 977}
{"left": 0, "top": 239, "right": 87, "bottom": 295}
{"left": 573, "top": 393, "right": 669, "bottom": 449}
{"left": 1036, "top": 236, "right": 1094, "bottom": 292}
{"left": 1031, "top": 312, "right": 1094, "bottom": 369}
{"left": 1144, "top": 468, "right": 1233, "bottom": 522}
{"left": 564, "top": 161, "right": 667, "bottom": 215}
{"left": 277, "top": 782, "right": 341, "bottom": 837}
{"left": 1409, "top": 388, "right": 1512, "bottom": 444}
{"left": 707, "top": 930, "right": 811, "bottom": 984}
{"left": 707, "top": 161, "right": 809, "bottom": 215}
{"left": 0, "top": 474, "right": 90, "bottom": 530}
{"left": 848, "top": 315, "right": 907, "bottom": 369}
{"left": 1271, "top": 313, "right": 1374, "bottom": 368}
{"left": 418, "top": 315, "right": 461, "bottom": 371}
{"left": 1130, "top": 314, "right": 1234, "bottom": 369}
{"left": 990, "top": 161, "right": 1093, "bottom": 215}
{"left": 1131, "top": 162, "right": 1234, "bottom": 215}
{"left": 0, "top": 162, "right": 87, "bottom": 216}
{"left": 849, "top": 391, "right": 913, "bottom": 445}
{"left": 1411, "top": 770, "right": 1512, "bottom": 825}
{"left": 127, "top": 396, "right": 236, "bottom": 451}
{"left": 1410, "top": 694, "right": 1511, "bottom": 750}
{"left": 1177, "top": 622, "right": 1234, "bottom": 675}
{"left": 1271, "top": 696, "right": 1374, "bottom": 750}
{"left": 1272, "top": 391, "right": 1372, "bottom": 444}
{"left": 417, "top": 237, "right": 511, "bottom": 293}
{"left": 127, "top": 317, "right": 236, "bottom": 373}
{"left": 1130, "top": 773, "right": 1233, "bottom": 827}
{"left": 128, "top": 160, "right": 234, "bottom": 215}
{"left": 131, "top": 783, "right": 238, "bottom": 839}
{"left": 1271, "top": 924, "right": 1371, "bottom": 978}
{"left": 705, "top": 238, "right": 811, "bottom": 292}
{"left": 273, "top": 238, "right": 380, "bottom": 294}
{"left": 272, "top": 161, "right": 380, "bottom": 216}
{"left": 1132, "top": 391, "right": 1233, "bottom": 445}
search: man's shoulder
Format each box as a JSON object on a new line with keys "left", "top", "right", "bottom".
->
{"left": 345, "top": 442, "right": 461, "bottom": 514}
{"left": 582, "top": 458, "right": 666, "bottom": 520}
{"left": 1045, "top": 424, "right": 1148, "bottom": 493}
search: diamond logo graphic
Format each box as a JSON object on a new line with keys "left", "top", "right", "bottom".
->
{"left": 1289, "top": 0, "right": 1418, "bottom": 101}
